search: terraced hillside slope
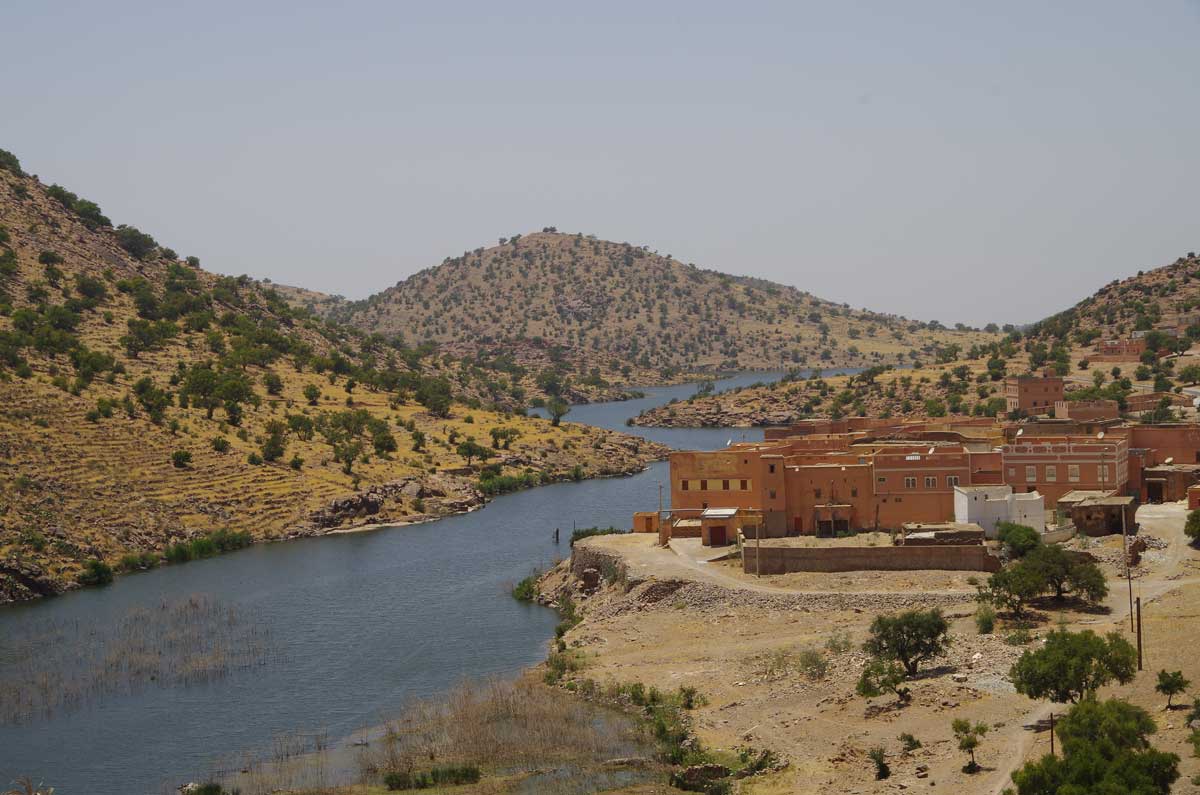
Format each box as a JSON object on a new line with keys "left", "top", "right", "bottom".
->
{"left": 0, "top": 151, "right": 665, "bottom": 602}
{"left": 326, "top": 231, "right": 991, "bottom": 378}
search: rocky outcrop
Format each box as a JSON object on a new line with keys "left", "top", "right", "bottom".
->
{"left": 308, "top": 474, "right": 484, "bottom": 529}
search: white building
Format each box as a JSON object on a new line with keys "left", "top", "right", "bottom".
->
{"left": 953, "top": 485, "right": 1045, "bottom": 538}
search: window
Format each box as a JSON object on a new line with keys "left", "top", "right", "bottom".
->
{"left": 925, "top": 476, "right": 937, "bottom": 488}
{"left": 877, "top": 476, "right": 887, "bottom": 484}
{"left": 768, "top": 489, "right": 777, "bottom": 499}
{"left": 1008, "top": 467, "right": 1016, "bottom": 478}
{"left": 904, "top": 477, "right": 917, "bottom": 489}
{"left": 1025, "top": 466, "right": 1036, "bottom": 481}
{"left": 699, "top": 480, "right": 708, "bottom": 491}
{"left": 1045, "top": 466, "right": 1056, "bottom": 483}
{"left": 814, "top": 488, "right": 822, "bottom": 498}
{"left": 740, "top": 479, "right": 748, "bottom": 491}
{"left": 768, "top": 464, "right": 776, "bottom": 474}
{"left": 947, "top": 475, "right": 960, "bottom": 487}
{"left": 681, "top": 480, "right": 689, "bottom": 491}
{"left": 722, "top": 479, "right": 730, "bottom": 491}
{"left": 850, "top": 487, "right": 858, "bottom": 498}
{"left": 1068, "top": 464, "right": 1080, "bottom": 482}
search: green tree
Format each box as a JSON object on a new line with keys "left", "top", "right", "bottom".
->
{"left": 263, "top": 371, "right": 284, "bottom": 396}
{"left": 303, "top": 383, "right": 321, "bottom": 406}
{"left": 260, "top": 420, "right": 287, "bottom": 462}
{"left": 997, "top": 522, "right": 1042, "bottom": 558}
{"left": 1009, "top": 699, "right": 1179, "bottom": 795}
{"left": 1178, "top": 364, "right": 1200, "bottom": 385}
{"left": 456, "top": 439, "right": 492, "bottom": 466}
{"left": 171, "top": 449, "right": 192, "bottom": 468}
{"left": 855, "top": 659, "right": 911, "bottom": 704}
{"left": 978, "top": 563, "right": 1044, "bottom": 617}
{"left": 547, "top": 396, "right": 570, "bottom": 427}
{"left": 952, "top": 718, "right": 988, "bottom": 773}
{"left": 863, "top": 609, "right": 951, "bottom": 677}
{"left": 1155, "top": 670, "right": 1189, "bottom": 709}
{"left": 1185, "top": 508, "right": 1200, "bottom": 541}
{"left": 1010, "top": 628, "right": 1137, "bottom": 703}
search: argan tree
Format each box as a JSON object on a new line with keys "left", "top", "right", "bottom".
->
{"left": 863, "top": 609, "right": 951, "bottom": 677}
{"left": 1155, "top": 670, "right": 1189, "bottom": 709}
{"left": 1010, "top": 629, "right": 1137, "bottom": 703}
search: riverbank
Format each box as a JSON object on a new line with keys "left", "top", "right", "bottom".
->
{"left": 0, "top": 401, "right": 668, "bottom": 604}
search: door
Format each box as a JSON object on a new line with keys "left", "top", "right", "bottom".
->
{"left": 709, "top": 525, "right": 727, "bottom": 546}
{"left": 1146, "top": 481, "right": 1164, "bottom": 504}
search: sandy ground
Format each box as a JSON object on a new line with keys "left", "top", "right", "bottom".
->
{"left": 550, "top": 502, "right": 1200, "bottom": 795}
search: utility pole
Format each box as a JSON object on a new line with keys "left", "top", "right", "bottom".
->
{"left": 1122, "top": 505, "right": 1134, "bottom": 631}
{"left": 1049, "top": 712, "right": 1055, "bottom": 757}
{"left": 1136, "top": 596, "right": 1143, "bottom": 671}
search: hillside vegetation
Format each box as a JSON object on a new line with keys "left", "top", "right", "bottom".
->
{"left": 0, "top": 151, "right": 664, "bottom": 601}
{"left": 322, "top": 231, "right": 990, "bottom": 379}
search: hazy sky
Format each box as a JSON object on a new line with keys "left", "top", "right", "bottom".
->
{"left": 5, "top": 2, "right": 1198, "bottom": 326}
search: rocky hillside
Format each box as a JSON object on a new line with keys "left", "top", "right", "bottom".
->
{"left": 323, "top": 231, "right": 990, "bottom": 378}
{"left": 1029, "top": 251, "right": 1200, "bottom": 348}
{"left": 0, "top": 150, "right": 666, "bottom": 602}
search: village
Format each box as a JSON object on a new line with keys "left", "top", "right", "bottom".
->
{"left": 540, "top": 328, "right": 1200, "bottom": 794}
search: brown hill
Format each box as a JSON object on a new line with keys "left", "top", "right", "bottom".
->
{"left": 1029, "top": 251, "right": 1200, "bottom": 350}
{"left": 325, "top": 231, "right": 991, "bottom": 378}
{"left": 0, "top": 151, "right": 664, "bottom": 602}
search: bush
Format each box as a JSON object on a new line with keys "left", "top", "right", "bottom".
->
{"left": 0, "top": 148, "right": 23, "bottom": 175}
{"left": 114, "top": 224, "right": 158, "bottom": 259}
{"left": 211, "top": 436, "right": 230, "bottom": 453}
{"left": 172, "top": 449, "right": 192, "bottom": 468}
{"left": 899, "top": 732, "right": 922, "bottom": 752}
{"left": 1186, "top": 509, "right": 1200, "bottom": 541}
{"left": 77, "top": 558, "right": 114, "bottom": 587}
{"left": 868, "top": 747, "right": 890, "bottom": 779}
{"left": 118, "top": 551, "right": 158, "bottom": 571}
{"left": 975, "top": 604, "right": 996, "bottom": 634}
{"left": 512, "top": 571, "right": 540, "bottom": 602}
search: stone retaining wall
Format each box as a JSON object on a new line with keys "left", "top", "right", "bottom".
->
{"left": 742, "top": 544, "right": 1001, "bottom": 574}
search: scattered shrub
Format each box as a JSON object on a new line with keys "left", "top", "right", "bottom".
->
{"left": 77, "top": 558, "right": 114, "bottom": 587}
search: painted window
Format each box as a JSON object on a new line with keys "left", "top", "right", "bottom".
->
{"left": 1068, "top": 464, "right": 1080, "bottom": 482}
{"left": 1045, "top": 466, "right": 1057, "bottom": 482}
{"left": 1025, "top": 465, "right": 1036, "bottom": 481}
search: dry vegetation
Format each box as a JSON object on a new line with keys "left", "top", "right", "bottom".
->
{"left": 0, "top": 152, "right": 664, "bottom": 601}
{"left": 0, "top": 594, "right": 274, "bottom": 724}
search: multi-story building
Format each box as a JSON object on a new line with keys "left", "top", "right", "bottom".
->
{"left": 1004, "top": 375, "right": 1064, "bottom": 415}
{"left": 1000, "top": 435, "right": 1128, "bottom": 504}
{"left": 664, "top": 415, "right": 1200, "bottom": 544}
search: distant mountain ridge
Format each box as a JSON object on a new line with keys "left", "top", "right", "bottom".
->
{"left": 311, "top": 230, "right": 987, "bottom": 378}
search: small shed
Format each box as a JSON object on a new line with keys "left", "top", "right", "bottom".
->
{"left": 1058, "top": 491, "right": 1137, "bottom": 537}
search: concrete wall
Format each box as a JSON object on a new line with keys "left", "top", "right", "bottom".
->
{"left": 742, "top": 544, "right": 1001, "bottom": 574}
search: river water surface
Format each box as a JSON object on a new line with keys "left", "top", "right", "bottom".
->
{"left": 0, "top": 371, "right": 802, "bottom": 794}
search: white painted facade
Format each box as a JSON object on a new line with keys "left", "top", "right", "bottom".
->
{"left": 953, "top": 485, "right": 1045, "bottom": 538}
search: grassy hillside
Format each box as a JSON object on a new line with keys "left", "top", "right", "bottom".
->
{"left": 0, "top": 151, "right": 665, "bottom": 602}
{"left": 325, "top": 231, "right": 991, "bottom": 379}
